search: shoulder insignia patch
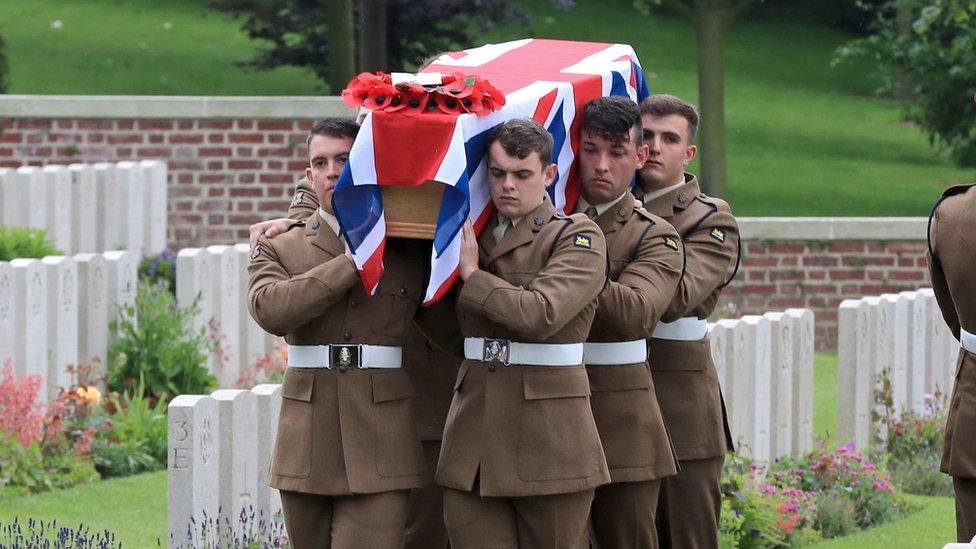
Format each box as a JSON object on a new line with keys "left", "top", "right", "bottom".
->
{"left": 291, "top": 191, "right": 304, "bottom": 207}
{"left": 710, "top": 228, "right": 726, "bottom": 243}
{"left": 664, "top": 236, "right": 679, "bottom": 251}
{"left": 250, "top": 245, "right": 262, "bottom": 260}
{"left": 573, "top": 234, "right": 592, "bottom": 249}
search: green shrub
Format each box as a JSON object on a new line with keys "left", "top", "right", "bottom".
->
{"left": 0, "top": 226, "right": 61, "bottom": 261}
{"left": 107, "top": 281, "right": 216, "bottom": 404}
{"left": 0, "top": 433, "right": 100, "bottom": 498}
{"left": 92, "top": 385, "right": 168, "bottom": 478}
{"left": 139, "top": 247, "right": 178, "bottom": 296}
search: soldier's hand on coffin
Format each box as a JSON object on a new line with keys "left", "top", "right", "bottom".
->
{"left": 249, "top": 217, "right": 298, "bottom": 251}
{"left": 459, "top": 220, "right": 480, "bottom": 281}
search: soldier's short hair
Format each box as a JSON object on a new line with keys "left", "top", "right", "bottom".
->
{"left": 488, "top": 119, "right": 554, "bottom": 167}
{"left": 307, "top": 117, "right": 359, "bottom": 150}
{"left": 639, "top": 94, "right": 699, "bottom": 144}
{"left": 581, "top": 96, "right": 642, "bottom": 145}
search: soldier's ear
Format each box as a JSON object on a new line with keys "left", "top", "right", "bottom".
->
{"left": 683, "top": 144, "right": 698, "bottom": 165}
{"left": 543, "top": 163, "right": 558, "bottom": 187}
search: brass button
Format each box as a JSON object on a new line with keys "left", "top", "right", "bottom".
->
{"left": 311, "top": 220, "right": 321, "bottom": 230}
{"left": 677, "top": 193, "right": 688, "bottom": 204}
{"left": 533, "top": 216, "right": 544, "bottom": 226}
{"left": 343, "top": 332, "right": 352, "bottom": 341}
{"left": 399, "top": 287, "right": 408, "bottom": 295}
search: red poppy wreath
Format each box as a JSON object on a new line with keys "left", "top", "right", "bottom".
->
{"left": 341, "top": 71, "right": 506, "bottom": 116}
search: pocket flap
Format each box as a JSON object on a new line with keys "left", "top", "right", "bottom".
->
{"left": 523, "top": 368, "right": 591, "bottom": 400}
{"left": 281, "top": 369, "right": 314, "bottom": 402}
{"left": 587, "top": 365, "right": 652, "bottom": 392}
{"left": 372, "top": 371, "right": 415, "bottom": 403}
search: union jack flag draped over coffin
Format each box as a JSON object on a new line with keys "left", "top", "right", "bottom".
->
{"left": 332, "top": 38, "right": 650, "bottom": 305}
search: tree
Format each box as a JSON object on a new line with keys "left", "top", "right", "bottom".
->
{"left": 835, "top": 0, "right": 976, "bottom": 166}
{"left": 637, "top": 0, "right": 756, "bottom": 199}
{"left": 212, "top": 0, "right": 570, "bottom": 93}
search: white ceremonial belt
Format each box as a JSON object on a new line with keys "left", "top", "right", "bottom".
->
{"left": 651, "top": 317, "right": 708, "bottom": 341}
{"left": 962, "top": 328, "right": 976, "bottom": 354}
{"left": 583, "top": 340, "right": 648, "bottom": 365}
{"left": 463, "top": 338, "right": 584, "bottom": 367}
{"left": 287, "top": 344, "right": 402, "bottom": 369}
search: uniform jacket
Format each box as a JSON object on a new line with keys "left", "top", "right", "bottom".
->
{"left": 636, "top": 174, "right": 738, "bottom": 460}
{"left": 420, "top": 197, "right": 612, "bottom": 497}
{"left": 287, "top": 178, "right": 459, "bottom": 442}
{"left": 247, "top": 215, "right": 428, "bottom": 495}
{"left": 586, "top": 196, "right": 682, "bottom": 482}
{"left": 927, "top": 183, "right": 976, "bottom": 478}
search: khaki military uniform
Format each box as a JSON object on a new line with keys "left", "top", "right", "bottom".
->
{"left": 421, "top": 197, "right": 611, "bottom": 548}
{"left": 286, "top": 178, "right": 457, "bottom": 549}
{"left": 247, "top": 210, "right": 430, "bottom": 548}
{"left": 580, "top": 195, "right": 683, "bottom": 548}
{"left": 928, "top": 183, "right": 976, "bottom": 542}
{"left": 636, "top": 174, "right": 738, "bottom": 549}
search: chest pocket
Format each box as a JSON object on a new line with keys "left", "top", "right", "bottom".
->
{"left": 371, "top": 280, "right": 421, "bottom": 339}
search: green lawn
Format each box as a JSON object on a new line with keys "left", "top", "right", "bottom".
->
{"left": 0, "top": 0, "right": 971, "bottom": 215}
{"left": 0, "top": 354, "right": 957, "bottom": 547}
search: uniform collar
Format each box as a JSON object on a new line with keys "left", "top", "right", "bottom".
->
{"left": 305, "top": 209, "right": 344, "bottom": 256}
{"left": 641, "top": 173, "right": 699, "bottom": 219}
{"left": 483, "top": 197, "right": 558, "bottom": 264}
{"left": 577, "top": 192, "right": 631, "bottom": 234}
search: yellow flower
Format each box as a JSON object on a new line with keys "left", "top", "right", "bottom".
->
{"left": 76, "top": 386, "right": 102, "bottom": 405}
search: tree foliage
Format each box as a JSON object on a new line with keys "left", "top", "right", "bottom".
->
{"left": 211, "top": 0, "right": 573, "bottom": 92}
{"left": 836, "top": 0, "right": 976, "bottom": 166}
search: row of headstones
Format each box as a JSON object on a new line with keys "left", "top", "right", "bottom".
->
{"left": 175, "top": 246, "right": 276, "bottom": 388}
{"left": 0, "top": 250, "right": 139, "bottom": 400}
{"left": 0, "top": 160, "right": 167, "bottom": 255}
{"left": 707, "top": 308, "right": 815, "bottom": 463}
{"left": 838, "top": 288, "right": 960, "bottom": 450}
{"left": 168, "top": 387, "right": 282, "bottom": 547}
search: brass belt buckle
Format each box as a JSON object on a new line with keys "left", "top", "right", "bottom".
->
{"left": 331, "top": 344, "right": 363, "bottom": 372}
{"left": 482, "top": 338, "right": 511, "bottom": 368}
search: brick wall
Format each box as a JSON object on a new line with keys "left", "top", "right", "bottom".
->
{"left": 0, "top": 97, "right": 936, "bottom": 350}
{"left": 717, "top": 240, "right": 930, "bottom": 351}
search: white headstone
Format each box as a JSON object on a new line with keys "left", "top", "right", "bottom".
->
{"left": 207, "top": 246, "right": 242, "bottom": 388}
{"left": 838, "top": 299, "right": 873, "bottom": 450}
{"left": 881, "top": 294, "right": 911, "bottom": 412}
{"left": 707, "top": 321, "right": 732, "bottom": 396}
{"left": 74, "top": 253, "right": 109, "bottom": 381}
{"left": 42, "top": 256, "right": 78, "bottom": 398}
{"left": 115, "top": 161, "right": 146, "bottom": 253}
{"left": 93, "top": 163, "right": 123, "bottom": 251}
{"left": 786, "top": 308, "right": 815, "bottom": 455}
{"left": 732, "top": 315, "right": 772, "bottom": 462}
{"left": 42, "top": 166, "right": 72, "bottom": 254}
{"left": 168, "top": 395, "right": 219, "bottom": 548}
{"left": 177, "top": 248, "right": 217, "bottom": 366}
{"left": 918, "top": 289, "right": 948, "bottom": 396}
{"left": 0, "top": 168, "right": 26, "bottom": 228}
{"left": 103, "top": 251, "right": 139, "bottom": 339}
{"left": 11, "top": 258, "right": 48, "bottom": 400}
{"left": 251, "top": 384, "right": 282, "bottom": 523}
{"left": 0, "top": 262, "right": 14, "bottom": 367}
{"left": 764, "top": 312, "right": 794, "bottom": 460}
{"left": 235, "top": 243, "right": 271, "bottom": 371}
{"left": 908, "top": 290, "right": 932, "bottom": 412}
{"left": 211, "top": 389, "right": 258, "bottom": 533}
{"left": 69, "top": 164, "right": 98, "bottom": 254}
{"left": 17, "top": 167, "right": 47, "bottom": 233}
{"left": 140, "top": 160, "right": 168, "bottom": 255}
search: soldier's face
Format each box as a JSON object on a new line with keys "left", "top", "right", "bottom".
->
{"left": 638, "top": 113, "right": 697, "bottom": 190}
{"left": 306, "top": 134, "right": 354, "bottom": 214}
{"left": 487, "top": 142, "right": 557, "bottom": 219}
{"left": 578, "top": 128, "right": 647, "bottom": 206}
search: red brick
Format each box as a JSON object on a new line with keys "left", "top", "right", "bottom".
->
{"left": 149, "top": 134, "right": 164, "bottom": 144}
{"left": 269, "top": 134, "right": 285, "bottom": 144}
{"left": 0, "top": 132, "right": 23, "bottom": 143}
{"left": 208, "top": 134, "right": 225, "bottom": 143}
{"left": 800, "top": 284, "right": 837, "bottom": 294}
{"left": 741, "top": 284, "right": 775, "bottom": 294}
{"left": 770, "top": 297, "right": 804, "bottom": 308}
{"left": 770, "top": 270, "right": 803, "bottom": 281}
{"left": 889, "top": 270, "right": 925, "bottom": 281}
{"left": 136, "top": 147, "right": 172, "bottom": 158}
{"left": 169, "top": 134, "right": 204, "bottom": 144}
{"left": 78, "top": 120, "right": 115, "bottom": 130}
{"left": 199, "top": 174, "right": 232, "bottom": 184}
{"left": 239, "top": 174, "right": 255, "bottom": 184}
{"left": 236, "top": 147, "right": 253, "bottom": 157}
{"left": 829, "top": 269, "right": 866, "bottom": 281}
{"left": 198, "top": 147, "right": 232, "bottom": 157}
{"left": 230, "top": 187, "right": 263, "bottom": 197}
{"left": 897, "top": 257, "right": 915, "bottom": 267}
{"left": 828, "top": 242, "right": 865, "bottom": 253}
{"left": 230, "top": 214, "right": 263, "bottom": 224}
{"left": 178, "top": 121, "right": 194, "bottom": 130}
{"left": 769, "top": 243, "right": 804, "bottom": 254}
{"left": 108, "top": 134, "right": 144, "bottom": 144}
{"left": 867, "top": 271, "right": 883, "bottom": 280}
{"left": 207, "top": 188, "right": 226, "bottom": 198}
{"left": 229, "top": 133, "right": 264, "bottom": 144}
{"left": 746, "top": 271, "right": 766, "bottom": 281}
{"left": 200, "top": 120, "right": 233, "bottom": 130}
{"left": 889, "top": 242, "right": 925, "bottom": 254}
{"left": 258, "top": 200, "right": 289, "bottom": 212}
{"left": 237, "top": 121, "right": 254, "bottom": 130}
{"left": 199, "top": 199, "right": 230, "bottom": 211}
{"left": 858, "top": 284, "right": 899, "bottom": 295}
{"left": 259, "top": 174, "right": 295, "bottom": 184}
{"left": 258, "top": 121, "right": 295, "bottom": 131}
{"left": 168, "top": 160, "right": 204, "bottom": 170}
{"left": 916, "top": 257, "right": 928, "bottom": 267}
{"left": 287, "top": 161, "right": 307, "bottom": 172}
{"left": 258, "top": 147, "right": 294, "bottom": 157}
{"left": 238, "top": 202, "right": 254, "bottom": 212}
{"left": 117, "top": 120, "right": 134, "bottom": 130}
{"left": 743, "top": 256, "right": 776, "bottom": 267}
{"left": 781, "top": 256, "right": 798, "bottom": 266}
{"left": 137, "top": 120, "right": 175, "bottom": 130}
{"left": 803, "top": 256, "right": 838, "bottom": 267}
{"left": 228, "top": 160, "right": 261, "bottom": 170}
{"left": 208, "top": 215, "right": 225, "bottom": 224}
{"left": 16, "top": 120, "right": 52, "bottom": 129}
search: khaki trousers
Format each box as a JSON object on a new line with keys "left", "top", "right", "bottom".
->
{"left": 404, "top": 440, "right": 450, "bottom": 549}
{"left": 591, "top": 479, "right": 662, "bottom": 549}
{"left": 955, "top": 476, "right": 976, "bottom": 542}
{"left": 443, "top": 487, "right": 594, "bottom": 549}
{"left": 656, "top": 456, "right": 724, "bottom": 549}
{"left": 279, "top": 489, "right": 409, "bottom": 549}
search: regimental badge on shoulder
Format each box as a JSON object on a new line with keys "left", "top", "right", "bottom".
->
{"left": 573, "top": 234, "right": 592, "bottom": 249}
{"left": 291, "top": 191, "right": 304, "bottom": 207}
{"left": 664, "top": 236, "right": 679, "bottom": 251}
{"left": 710, "top": 228, "right": 726, "bottom": 243}
{"left": 250, "top": 245, "right": 262, "bottom": 260}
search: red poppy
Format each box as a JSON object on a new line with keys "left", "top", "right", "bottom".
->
{"left": 399, "top": 84, "right": 430, "bottom": 115}
{"left": 432, "top": 92, "right": 465, "bottom": 115}
{"left": 363, "top": 83, "right": 396, "bottom": 110}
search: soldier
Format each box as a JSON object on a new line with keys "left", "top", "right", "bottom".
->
{"left": 634, "top": 94, "right": 739, "bottom": 548}
{"left": 574, "top": 96, "right": 683, "bottom": 547}
{"left": 927, "top": 183, "right": 976, "bottom": 542}
{"left": 423, "top": 118, "right": 610, "bottom": 548}
{"left": 248, "top": 117, "right": 457, "bottom": 549}
{"left": 247, "top": 118, "right": 431, "bottom": 548}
